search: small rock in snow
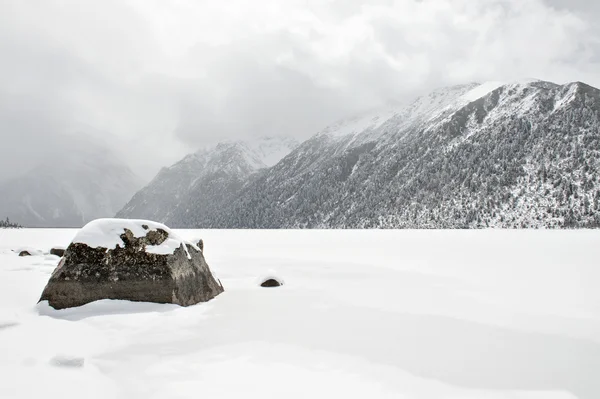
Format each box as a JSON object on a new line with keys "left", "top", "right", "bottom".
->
{"left": 50, "top": 247, "right": 66, "bottom": 257}
{"left": 260, "top": 278, "right": 283, "bottom": 287}
{"left": 258, "top": 269, "right": 285, "bottom": 287}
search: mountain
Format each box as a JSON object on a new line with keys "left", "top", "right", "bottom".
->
{"left": 201, "top": 79, "right": 600, "bottom": 228}
{"left": 116, "top": 136, "right": 299, "bottom": 226}
{"left": 0, "top": 137, "right": 142, "bottom": 227}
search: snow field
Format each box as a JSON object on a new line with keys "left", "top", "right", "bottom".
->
{"left": 0, "top": 229, "right": 598, "bottom": 399}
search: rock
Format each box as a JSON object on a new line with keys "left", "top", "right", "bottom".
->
{"left": 197, "top": 239, "right": 204, "bottom": 251}
{"left": 39, "top": 219, "right": 224, "bottom": 310}
{"left": 260, "top": 278, "right": 284, "bottom": 287}
{"left": 49, "top": 247, "right": 66, "bottom": 257}
{"left": 258, "top": 270, "right": 284, "bottom": 287}
{"left": 15, "top": 247, "right": 42, "bottom": 256}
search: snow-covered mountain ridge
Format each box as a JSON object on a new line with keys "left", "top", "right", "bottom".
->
{"left": 197, "top": 79, "right": 600, "bottom": 228}
{"left": 116, "top": 136, "right": 299, "bottom": 225}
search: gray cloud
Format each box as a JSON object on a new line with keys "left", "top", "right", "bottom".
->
{"left": 1, "top": 0, "right": 599, "bottom": 181}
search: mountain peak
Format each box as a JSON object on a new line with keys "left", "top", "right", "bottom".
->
{"left": 195, "top": 78, "right": 600, "bottom": 228}
{"left": 119, "top": 78, "right": 600, "bottom": 229}
{"left": 193, "top": 136, "right": 299, "bottom": 168}
{"left": 116, "top": 135, "right": 298, "bottom": 225}
{"left": 316, "top": 79, "right": 570, "bottom": 143}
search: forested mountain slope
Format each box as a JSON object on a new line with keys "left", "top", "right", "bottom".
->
{"left": 206, "top": 80, "right": 600, "bottom": 228}
{"left": 116, "top": 137, "right": 298, "bottom": 226}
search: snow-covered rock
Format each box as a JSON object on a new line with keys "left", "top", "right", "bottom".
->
{"left": 39, "top": 218, "right": 223, "bottom": 309}
{"left": 258, "top": 270, "right": 285, "bottom": 287}
{"left": 71, "top": 218, "right": 192, "bottom": 256}
{"left": 259, "top": 278, "right": 284, "bottom": 287}
{"left": 14, "top": 247, "right": 43, "bottom": 257}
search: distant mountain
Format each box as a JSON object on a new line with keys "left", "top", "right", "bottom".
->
{"left": 116, "top": 136, "right": 299, "bottom": 226}
{"left": 201, "top": 79, "right": 600, "bottom": 228}
{"left": 0, "top": 137, "right": 142, "bottom": 227}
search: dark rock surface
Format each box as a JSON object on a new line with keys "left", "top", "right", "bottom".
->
{"left": 39, "top": 220, "right": 223, "bottom": 309}
{"left": 50, "top": 248, "right": 66, "bottom": 257}
{"left": 260, "top": 278, "right": 283, "bottom": 287}
{"left": 18, "top": 251, "right": 31, "bottom": 257}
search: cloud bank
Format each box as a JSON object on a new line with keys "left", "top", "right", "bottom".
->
{"left": 0, "top": 0, "right": 598, "bottom": 180}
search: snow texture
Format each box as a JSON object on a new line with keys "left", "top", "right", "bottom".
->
{"left": 0, "top": 228, "right": 598, "bottom": 399}
{"left": 50, "top": 355, "right": 85, "bottom": 368}
{"left": 319, "top": 107, "right": 398, "bottom": 138}
{"left": 460, "top": 81, "right": 505, "bottom": 101}
{"left": 72, "top": 218, "right": 198, "bottom": 255}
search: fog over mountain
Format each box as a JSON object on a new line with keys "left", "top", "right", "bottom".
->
{"left": 119, "top": 79, "right": 600, "bottom": 228}
{"left": 116, "top": 137, "right": 298, "bottom": 225}
{"left": 0, "top": 136, "right": 142, "bottom": 227}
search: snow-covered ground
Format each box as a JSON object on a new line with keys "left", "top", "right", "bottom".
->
{"left": 0, "top": 229, "right": 598, "bottom": 399}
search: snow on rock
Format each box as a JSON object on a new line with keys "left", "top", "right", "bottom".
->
{"left": 257, "top": 270, "right": 285, "bottom": 287}
{"left": 13, "top": 247, "right": 43, "bottom": 257}
{"left": 553, "top": 82, "right": 580, "bottom": 111}
{"left": 72, "top": 218, "right": 197, "bottom": 255}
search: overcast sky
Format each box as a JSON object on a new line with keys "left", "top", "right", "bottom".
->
{"left": 1, "top": 0, "right": 599, "bottom": 181}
